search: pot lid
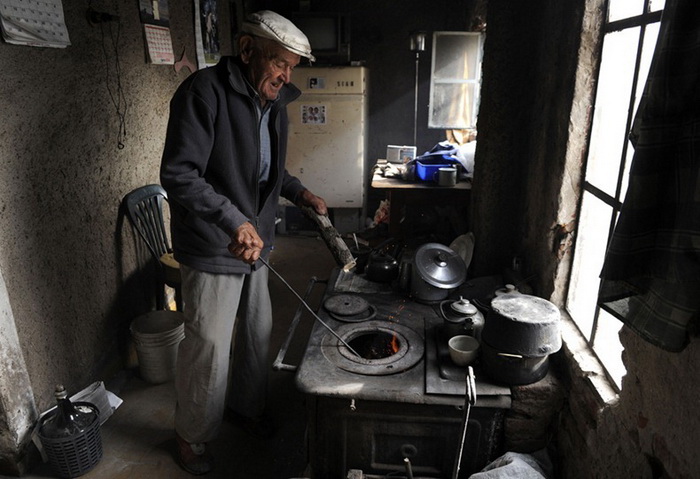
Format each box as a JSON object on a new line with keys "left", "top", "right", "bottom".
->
{"left": 485, "top": 293, "right": 562, "bottom": 356}
{"left": 490, "top": 293, "right": 560, "bottom": 325}
{"left": 451, "top": 297, "right": 478, "bottom": 315}
{"left": 324, "top": 294, "right": 370, "bottom": 317}
{"left": 414, "top": 243, "right": 467, "bottom": 289}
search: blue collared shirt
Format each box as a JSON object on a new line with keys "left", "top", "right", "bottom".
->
{"left": 258, "top": 103, "right": 272, "bottom": 185}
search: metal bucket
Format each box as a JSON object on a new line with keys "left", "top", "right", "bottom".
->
{"left": 130, "top": 311, "right": 185, "bottom": 384}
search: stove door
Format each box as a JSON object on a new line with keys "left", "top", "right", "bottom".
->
{"left": 308, "top": 397, "right": 505, "bottom": 478}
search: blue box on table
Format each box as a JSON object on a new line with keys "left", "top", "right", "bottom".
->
{"left": 415, "top": 157, "right": 457, "bottom": 182}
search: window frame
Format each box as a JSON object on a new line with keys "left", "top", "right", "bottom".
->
{"left": 428, "top": 31, "right": 484, "bottom": 130}
{"left": 565, "top": 0, "right": 664, "bottom": 391}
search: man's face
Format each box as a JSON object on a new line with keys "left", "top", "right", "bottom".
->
{"left": 241, "top": 37, "right": 301, "bottom": 104}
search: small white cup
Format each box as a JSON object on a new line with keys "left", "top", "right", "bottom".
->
{"left": 448, "top": 335, "right": 480, "bottom": 367}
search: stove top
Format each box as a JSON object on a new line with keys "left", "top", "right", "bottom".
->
{"left": 295, "top": 269, "right": 511, "bottom": 409}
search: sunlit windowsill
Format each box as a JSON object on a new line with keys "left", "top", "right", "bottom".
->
{"left": 559, "top": 312, "right": 620, "bottom": 407}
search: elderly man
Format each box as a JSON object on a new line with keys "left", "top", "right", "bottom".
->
{"left": 160, "top": 10, "right": 326, "bottom": 475}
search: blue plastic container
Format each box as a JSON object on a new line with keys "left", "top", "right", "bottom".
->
{"left": 415, "top": 158, "right": 455, "bottom": 181}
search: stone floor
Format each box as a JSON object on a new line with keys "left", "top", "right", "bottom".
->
{"left": 21, "top": 234, "right": 338, "bottom": 479}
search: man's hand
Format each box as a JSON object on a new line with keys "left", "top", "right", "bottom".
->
{"left": 296, "top": 189, "right": 328, "bottom": 216}
{"left": 227, "top": 222, "right": 264, "bottom": 264}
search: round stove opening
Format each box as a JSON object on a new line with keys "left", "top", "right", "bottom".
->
{"left": 321, "top": 320, "right": 424, "bottom": 376}
{"left": 349, "top": 331, "right": 400, "bottom": 360}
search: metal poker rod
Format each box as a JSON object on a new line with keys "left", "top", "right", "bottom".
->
{"left": 452, "top": 366, "right": 477, "bottom": 479}
{"left": 258, "top": 256, "right": 361, "bottom": 358}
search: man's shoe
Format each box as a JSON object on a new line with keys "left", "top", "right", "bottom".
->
{"left": 175, "top": 432, "right": 214, "bottom": 475}
{"left": 226, "top": 409, "right": 275, "bottom": 439}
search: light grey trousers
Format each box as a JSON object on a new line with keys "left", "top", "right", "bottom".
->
{"left": 174, "top": 264, "right": 272, "bottom": 444}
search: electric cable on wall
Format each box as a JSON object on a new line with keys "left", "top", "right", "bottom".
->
{"left": 94, "top": 1, "right": 127, "bottom": 149}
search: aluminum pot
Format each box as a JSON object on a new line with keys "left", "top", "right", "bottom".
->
{"left": 482, "top": 293, "right": 561, "bottom": 356}
{"left": 409, "top": 243, "right": 467, "bottom": 302}
{"left": 480, "top": 341, "right": 550, "bottom": 385}
{"left": 480, "top": 293, "right": 561, "bottom": 385}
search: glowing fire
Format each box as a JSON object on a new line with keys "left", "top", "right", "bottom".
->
{"left": 348, "top": 331, "right": 401, "bottom": 359}
{"left": 390, "top": 334, "right": 400, "bottom": 354}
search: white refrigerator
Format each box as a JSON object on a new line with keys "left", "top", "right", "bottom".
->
{"left": 284, "top": 66, "right": 368, "bottom": 232}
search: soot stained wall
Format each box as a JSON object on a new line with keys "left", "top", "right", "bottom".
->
{"left": 0, "top": 1, "right": 225, "bottom": 469}
{"left": 477, "top": 1, "right": 700, "bottom": 477}
{"left": 0, "top": 0, "right": 479, "bottom": 472}
{"left": 9, "top": 1, "right": 698, "bottom": 477}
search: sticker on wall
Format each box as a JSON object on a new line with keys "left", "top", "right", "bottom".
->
{"left": 301, "top": 105, "right": 327, "bottom": 125}
{"left": 308, "top": 77, "right": 326, "bottom": 90}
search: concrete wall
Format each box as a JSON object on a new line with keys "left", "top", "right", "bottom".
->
{"left": 471, "top": 0, "right": 584, "bottom": 284}
{"left": 0, "top": 0, "right": 226, "bottom": 471}
{"left": 0, "top": 270, "right": 37, "bottom": 474}
{"left": 0, "top": 0, "right": 481, "bottom": 473}
{"left": 476, "top": 1, "right": 700, "bottom": 477}
{"left": 4, "top": 0, "right": 698, "bottom": 477}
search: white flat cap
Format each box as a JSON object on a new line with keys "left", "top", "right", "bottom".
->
{"left": 242, "top": 10, "right": 315, "bottom": 62}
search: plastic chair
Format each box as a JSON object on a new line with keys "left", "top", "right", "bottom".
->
{"left": 122, "top": 184, "right": 182, "bottom": 311}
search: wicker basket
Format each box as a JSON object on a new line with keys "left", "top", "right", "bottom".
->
{"left": 38, "top": 402, "right": 102, "bottom": 478}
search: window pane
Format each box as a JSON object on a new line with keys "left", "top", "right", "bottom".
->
{"left": 567, "top": 192, "right": 613, "bottom": 339}
{"left": 649, "top": 0, "right": 666, "bottom": 12}
{"left": 568, "top": 0, "right": 664, "bottom": 393}
{"left": 429, "top": 83, "right": 479, "bottom": 129}
{"left": 592, "top": 309, "right": 625, "bottom": 389}
{"left": 586, "top": 28, "right": 640, "bottom": 197}
{"left": 620, "top": 23, "right": 659, "bottom": 202}
{"left": 429, "top": 32, "right": 483, "bottom": 129}
{"left": 608, "top": 0, "right": 645, "bottom": 22}
{"left": 634, "top": 22, "right": 660, "bottom": 114}
{"left": 432, "top": 33, "right": 482, "bottom": 80}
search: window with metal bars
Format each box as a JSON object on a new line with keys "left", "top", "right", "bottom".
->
{"left": 566, "top": 0, "right": 665, "bottom": 390}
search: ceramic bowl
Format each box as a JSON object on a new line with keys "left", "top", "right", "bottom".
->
{"left": 448, "top": 335, "right": 480, "bottom": 367}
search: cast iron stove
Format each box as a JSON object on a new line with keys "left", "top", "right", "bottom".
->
{"left": 288, "top": 269, "right": 511, "bottom": 478}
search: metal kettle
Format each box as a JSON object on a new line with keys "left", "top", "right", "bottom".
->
{"left": 364, "top": 238, "right": 402, "bottom": 283}
{"left": 440, "top": 297, "right": 484, "bottom": 341}
{"left": 365, "top": 251, "right": 399, "bottom": 282}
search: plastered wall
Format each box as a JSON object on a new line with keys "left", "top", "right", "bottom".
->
{"left": 476, "top": 1, "right": 700, "bottom": 477}
{"left": 0, "top": 0, "right": 480, "bottom": 473}
{"left": 8, "top": 1, "right": 696, "bottom": 477}
{"left": 0, "top": 0, "right": 219, "bottom": 471}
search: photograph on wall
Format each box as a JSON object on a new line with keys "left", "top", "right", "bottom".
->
{"left": 301, "top": 104, "right": 327, "bottom": 125}
{"left": 138, "top": 0, "right": 170, "bottom": 27}
{"left": 194, "top": 0, "right": 220, "bottom": 67}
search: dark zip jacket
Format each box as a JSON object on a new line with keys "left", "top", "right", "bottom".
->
{"left": 160, "top": 56, "right": 306, "bottom": 274}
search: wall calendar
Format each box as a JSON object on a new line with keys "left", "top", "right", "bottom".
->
{"left": 0, "top": 0, "right": 70, "bottom": 48}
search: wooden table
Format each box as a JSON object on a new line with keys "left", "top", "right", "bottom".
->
{"left": 371, "top": 172, "right": 472, "bottom": 236}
